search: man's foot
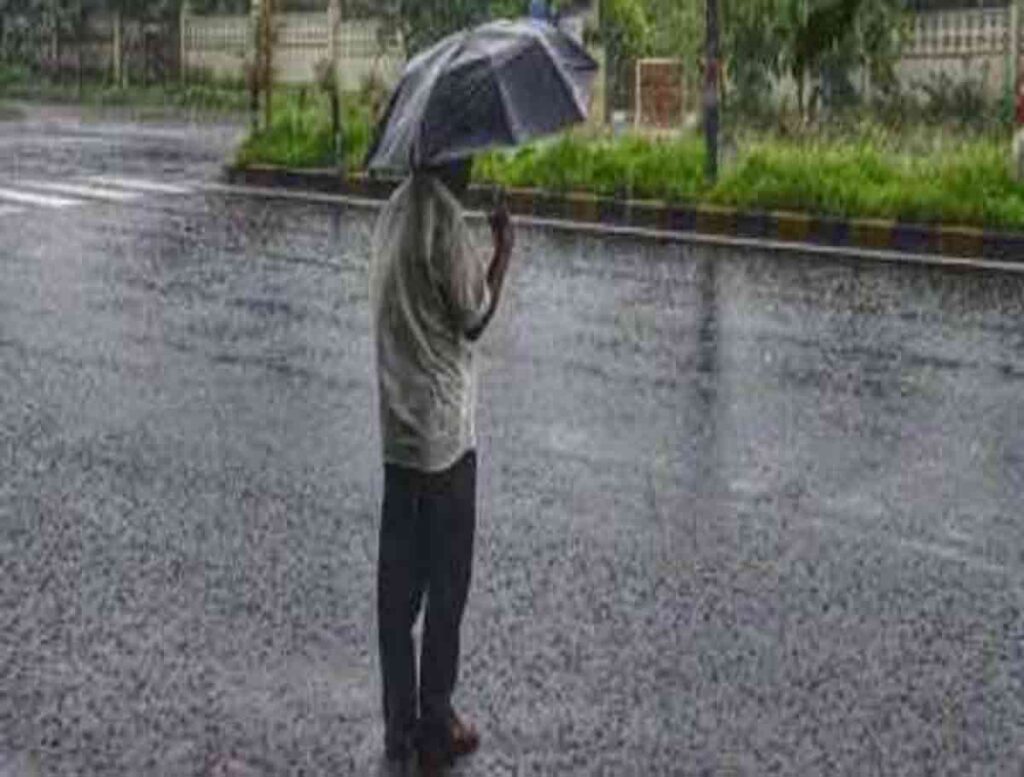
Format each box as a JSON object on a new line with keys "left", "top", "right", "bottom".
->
{"left": 416, "top": 748, "right": 450, "bottom": 777}
{"left": 448, "top": 714, "right": 480, "bottom": 757}
{"left": 416, "top": 714, "right": 480, "bottom": 776}
{"left": 379, "top": 752, "right": 414, "bottom": 777}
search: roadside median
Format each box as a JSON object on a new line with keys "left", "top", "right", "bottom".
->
{"left": 223, "top": 164, "right": 1024, "bottom": 264}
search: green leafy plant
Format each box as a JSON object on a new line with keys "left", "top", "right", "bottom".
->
{"left": 235, "top": 92, "right": 372, "bottom": 169}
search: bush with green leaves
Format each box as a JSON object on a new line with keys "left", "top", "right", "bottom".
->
{"left": 237, "top": 110, "right": 1024, "bottom": 231}
{"left": 708, "top": 134, "right": 1024, "bottom": 228}
{"left": 0, "top": 64, "right": 32, "bottom": 92}
{"left": 235, "top": 95, "right": 373, "bottom": 169}
{"left": 475, "top": 133, "right": 706, "bottom": 202}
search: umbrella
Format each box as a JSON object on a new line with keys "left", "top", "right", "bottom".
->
{"left": 365, "top": 18, "right": 599, "bottom": 172}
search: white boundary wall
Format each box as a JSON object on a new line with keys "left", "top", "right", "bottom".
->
{"left": 182, "top": 8, "right": 1022, "bottom": 108}
{"left": 182, "top": 11, "right": 403, "bottom": 90}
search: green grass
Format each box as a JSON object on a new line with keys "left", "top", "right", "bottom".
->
{"left": 709, "top": 135, "right": 1024, "bottom": 230}
{"left": 474, "top": 133, "right": 707, "bottom": 202}
{"left": 234, "top": 94, "right": 373, "bottom": 170}
{"left": 231, "top": 101, "right": 1024, "bottom": 231}
{"left": 472, "top": 126, "right": 1024, "bottom": 231}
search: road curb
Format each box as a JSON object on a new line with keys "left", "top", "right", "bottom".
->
{"left": 224, "top": 165, "right": 1024, "bottom": 263}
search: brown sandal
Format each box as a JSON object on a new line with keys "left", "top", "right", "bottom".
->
{"left": 417, "top": 713, "right": 480, "bottom": 776}
{"left": 449, "top": 715, "right": 480, "bottom": 757}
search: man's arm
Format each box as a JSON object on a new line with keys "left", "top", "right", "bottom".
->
{"left": 465, "top": 204, "right": 515, "bottom": 342}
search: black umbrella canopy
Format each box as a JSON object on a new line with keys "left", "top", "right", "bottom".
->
{"left": 366, "top": 19, "right": 599, "bottom": 173}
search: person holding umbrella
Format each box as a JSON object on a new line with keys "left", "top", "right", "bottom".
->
{"left": 366, "top": 17, "right": 598, "bottom": 776}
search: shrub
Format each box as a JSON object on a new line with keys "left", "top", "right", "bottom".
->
{"left": 0, "top": 64, "right": 32, "bottom": 92}
{"left": 707, "top": 135, "right": 1024, "bottom": 228}
{"left": 235, "top": 96, "right": 373, "bottom": 169}
{"left": 474, "top": 133, "right": 706, "bottom": 202}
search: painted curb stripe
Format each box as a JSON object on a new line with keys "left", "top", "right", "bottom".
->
{"left": 891, "top": 222, "right": 938, "bottom": 255}
{"left": 665, "top": 206, "right": 697, "bottom": 233}
{"left": 811, "top": 216, "right": 849, "bottom": 248}
{"left": 506, "top": 188, "right": 536, "bottom": 219}
{"left": 598, "top": 198, "right": 628, "bottom": 226}
{"left": 630, "top": 201, "right": 666, "bottom": 231}
{"left": 696, "top": 205, "right": 735, "bottom": 236}
{"left": 938, "top": 226, "right": 985, "bottom": 259}
{"left": 735, "top": 210, "right": 773, "bottom": 240}
{"left": 225, "top": 167, "right": 1024, "bottom": 262}
{"left": 566, "top": 193, "right": 599, "bottom": 223}
{"left": 774, "top": 211, "right": 812, "bottom": 244}
{"left": 982, "top": 231, "right": 1024, "bottom": 260}
{"left": 850, "top": 219, "right": 895, "bottom": 252}
{"left": 205, "top": 181, "right": 1024, "bottom": 273}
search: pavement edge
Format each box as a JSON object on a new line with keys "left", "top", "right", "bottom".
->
{"left": 223, "top": 165, "right": 1024, "bottom": 263}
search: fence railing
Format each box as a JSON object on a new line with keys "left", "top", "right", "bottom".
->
{"left": 903, "top": 7, "right": 1021, "bottom": 59}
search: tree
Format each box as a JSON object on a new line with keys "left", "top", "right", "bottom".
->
{"left": 105, "top": 0, "right": 179, "bottom": 86}
{"left": 598, "top": 0, "right": 651, "bottom": 117}
{"left": 375, "top": 1, "right": 539, "bottom": 58}
{"left": 723, "top": 0, "right": 907, "bottom": 122}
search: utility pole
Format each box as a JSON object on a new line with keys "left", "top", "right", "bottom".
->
{"left": 703, "top": 0, "right": 721, "bottom": 183}
{"left": 328, "top": 0, "right": 342, "bottom": 168}
{"left": 1013, "top": 0, "right": 1024, "bottom": 180}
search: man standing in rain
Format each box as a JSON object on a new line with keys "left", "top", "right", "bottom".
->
{"left": 370, "top": 158, "right": 515, "bottom": 775}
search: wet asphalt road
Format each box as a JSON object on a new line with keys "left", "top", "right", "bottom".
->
{"left": 0, "top": 108, "right": 1022, "bottom": 777}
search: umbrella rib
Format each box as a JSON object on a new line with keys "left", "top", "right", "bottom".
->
{"left": 413, "top": 32, "right": 473, "bottom": 169}
{"left": 533, "top": 30, "right": 591, "bottom": 120}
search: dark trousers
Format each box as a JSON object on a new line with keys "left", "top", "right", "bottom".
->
{"left": 377, "top": 450, "right": 476, "bottom": 757}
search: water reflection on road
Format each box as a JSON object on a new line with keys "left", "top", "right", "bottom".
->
{"left": 0, "top": 114, "right": 1022, "bottom": 775}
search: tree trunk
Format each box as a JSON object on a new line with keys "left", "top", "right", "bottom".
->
{"left": 262, "top": 0, "right": 274, "bottom": 130}
{"left": 250, "top": 0, "right": 261, "bottom": 130}
{"left": 112, "top": 8, "right": 123, "bottom": 88}
{"left": 180, "top": 0, "right": 190, "bottom": 86}
{"left": 77, "top": 1, "right": 84, "bottom": 99}
{"left": 328, "top": 0, "right": 342, "bottom": 166}
{"left": 704, "top": 0, "right": 721, "bottom": 183}
{"left": 51, "top": 0, "right": 61, "bottom": 82}
{"left": 796, "top": 67, "right": 805, "bottom": 121}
